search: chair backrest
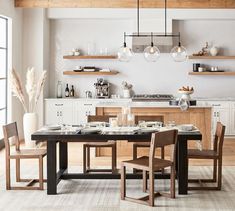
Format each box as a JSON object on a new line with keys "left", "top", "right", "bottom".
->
{"left": 135, "top": 115, "right": 164, "bottom": 125}
{"left": 87, "top": 115, "right": 115, "bottom": 123}
{"left": 2, "top": 122, "right": 20, "bottom": 156}
{"left": 149, "top": 129, "right": 178, "bottom": 168}
{"left": 213, "top": 122, "right": 226, "bottom": 156}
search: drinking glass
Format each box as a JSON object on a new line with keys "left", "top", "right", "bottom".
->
{"left": 127, "top": 114, "right": 135, "bottom": 127}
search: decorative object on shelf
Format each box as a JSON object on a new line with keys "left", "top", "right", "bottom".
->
{"left": 198, "top": 67, "right": 205, "bottom": 72}
{"left": 10, "top": 68, "right": 47, "bottom": 148}
{"left": 65, "top": 84, "right": 69, "bottom": 97}
{"left": 122, "top": 81, "right": 133, "bottom": 98}
{"left": 210, "top": 46, "right": 219, "bottom": 56}
{"left": 118, "top": 0, "right": 187, "bottom": 62}
{"left": 87, "top": 42, "right": 96, "bottom": 55}
{"left": 57, "top": 81, "right": 62, "bottom": 98}
{"left": 193, "top": 63, "right": 200, "bottom": 72}
{"left": 94, "top": 78, "right": 110, "bottom": 98}
{"left": 192, "top": 42, "right": 210, "bottom": 56}
{"left": 144, "top": 32, "right": 160, "bottom": 62}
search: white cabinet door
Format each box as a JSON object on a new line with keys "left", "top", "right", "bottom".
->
{"left": 45, "top": 101, "right": 73, "bottom": 125}
{"left": 73, "top": 101, "right": 96, "bottom": 125}
{"left": 206, "top": 101, "right": 230, "bottom": 135}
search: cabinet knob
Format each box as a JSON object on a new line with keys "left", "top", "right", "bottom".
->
{"left": 60, "top": 111, "right": 62, "bottom": 116}
{"left": 55, "top": 104, "right": 63, "bottom": 106}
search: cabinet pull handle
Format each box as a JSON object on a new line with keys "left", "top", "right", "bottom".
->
{"left": 55, "top": 104, "right": 63, "bottom": 106}
{"left": 212, "top": 104, "right": 221, "bottom": 106}
{"left": 217, "top": 112, "right": 219, "bottom": 117}
{"left": 84, "top": 104, "right": 93, "bottom": 106}
{"left": 60, "top": 111, "right": 62, "bottom": 116}
{"left": 57, "top": 111, "right": 59, "bottom": 116}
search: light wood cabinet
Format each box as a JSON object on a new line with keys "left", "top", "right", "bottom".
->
{"left": 96, "top": 106, "right": 212, "bottom": 156}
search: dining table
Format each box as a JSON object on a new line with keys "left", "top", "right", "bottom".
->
{"left": 31, "top": 127, "right": 202, "bottom": 195}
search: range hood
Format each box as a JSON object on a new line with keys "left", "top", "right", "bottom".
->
{"left": 132, "top": 32, "right": 173, "bottom": 53}
{"left": 131, "top": 19, "right": 174, "bottom": 53}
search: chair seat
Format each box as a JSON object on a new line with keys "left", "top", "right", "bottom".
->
{"left": 122, "top": 156, "right": 173, "bottom": 171}
{"left": 188, "top": 149, "right": 218, "bottom": 159}
{"left": 84, "top": 141, "right": 116, "bottom": 147}
{"left": 10, "top": 149, "right": 47, "bottom": 159}
{"left": 133, "top": 142, "right": 150, "bottom": 147}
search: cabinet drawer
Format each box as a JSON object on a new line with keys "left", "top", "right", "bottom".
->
{"left": 206, "top": 101, "right": 230, "bottom": 108}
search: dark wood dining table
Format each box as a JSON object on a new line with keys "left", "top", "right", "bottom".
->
{"left": 31, "top": 129, "right": 202, "bottom": 195}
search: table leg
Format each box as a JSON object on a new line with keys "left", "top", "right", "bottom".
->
{"left": 47, "top": 141, "right": 57, "bottom": 195}
{"left": 59, "top": 142, "right": 68, "bottom": 171}
{"left": 177, "top": 137, "right": 188, "bottom": 195}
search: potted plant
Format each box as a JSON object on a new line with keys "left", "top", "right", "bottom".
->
{"left": 122, "top": 81, "right": 133, "bottom": 98}
{"left": 11, "top": 68, "right": 47, "bottom": 148}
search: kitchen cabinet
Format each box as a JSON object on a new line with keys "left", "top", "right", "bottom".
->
{"left": 45, "top": 100, "right": 74, "bottom": 125}
{"left": 73, "top": 101, "right": 96, "bottom": 125}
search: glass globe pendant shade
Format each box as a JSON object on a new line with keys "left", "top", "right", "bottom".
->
{"left": 170, "top": 42, "right": 187, "bottom": 62}
{"left": 117, "top": 43, "right": 133, "bottom": 62}
{"left": 144, "top": 43, "right": 160, "bottom": 62}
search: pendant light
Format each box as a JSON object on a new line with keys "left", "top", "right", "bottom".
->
{"left": 118, "top": 32, "right": 133, "bottom": 62}
{"left": 144, "top": 32, "right": 160, "bottom": 62}
{"left": 170, "top": 34, "right": 187, "bottom": 62}
{"left": 119, "top": 0, "right": 187, "bottom": 62}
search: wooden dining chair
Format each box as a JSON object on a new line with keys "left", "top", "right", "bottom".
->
{"left": 3, "top": 122, "right": 46, "bottom": 190}
{"left": 133, "top": 115, "right": 164, "bottom": 174}
{"left": 83, "top": 115, "right": 117, "bottom": 174}
{"left": 121, "top": 129, "right": 178, "bottom": 207}
{"left": 188, "top": 122, "right": 226, "bottom": 190}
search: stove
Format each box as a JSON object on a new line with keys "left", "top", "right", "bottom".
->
{"left": 132, "top": 94, "right": 174, "bottom": 101}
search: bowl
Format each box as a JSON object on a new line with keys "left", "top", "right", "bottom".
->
{"left": 179, "top": 124, "right": 194, "bottom": 131}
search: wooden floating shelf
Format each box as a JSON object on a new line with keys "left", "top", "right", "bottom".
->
{"left": 188, "top": 72, "right": 235, "bottom": 76}
{"left": 63, "top": 55, "right": 117, "bottom": 60}
{"left": 188, "top": 56, "right": 235, "bottom": 60}
{"left": 63, "top": 71, "right": 119, "bottom": 76}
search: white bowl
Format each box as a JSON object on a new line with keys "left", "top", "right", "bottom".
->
{"left": 179, "top": 124, "right": 194, "bottom": 131}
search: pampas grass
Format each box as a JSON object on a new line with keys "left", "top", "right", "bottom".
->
{"left": 10, "top": 68, "right": 47, "bottom": 113}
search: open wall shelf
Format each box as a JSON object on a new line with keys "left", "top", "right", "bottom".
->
{"left": 188, "top": 72, "right": 235, "bottom": 76}
{"left": 63, "top": 71, "right": 119, "bottom": 76}
{"left": 188, "top": 56, "right": 235, "bottom": 60}
{"left": 63, "top": 55, "right": 117, "bottom": 60}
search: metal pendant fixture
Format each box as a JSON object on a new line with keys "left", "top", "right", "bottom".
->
{"left": 118, "top": 0, "right": 187, "bottom": 62}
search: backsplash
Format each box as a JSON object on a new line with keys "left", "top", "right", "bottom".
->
{"left": 49, "top": 19, "right": 235, "bottom": 98}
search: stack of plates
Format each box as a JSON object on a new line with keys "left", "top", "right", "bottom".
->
{"left": 81, "top": 127, "right": 101, "bottom": 134}
{"left": 86, "top": 122, "right": 108, "bottom": 127}
{"left": 42, "top": 125, "right": 61, "bottom": 131}
{"left": 139, "top": 127, "right": 159, "bottom": 133}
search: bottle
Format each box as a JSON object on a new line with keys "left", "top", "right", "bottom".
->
{"left": 65, "top": 84, "right": 69, "bottom": 97}
{"left": 57, "top": 81, "right": 62, "bottom": 98}
{"left": 70, "top": 85, "right": 75, "bottom": 97}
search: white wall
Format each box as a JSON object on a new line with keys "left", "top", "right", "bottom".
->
{"left": 49, "top": 18, "right": 235, "bottom": 98}
{"left": 0, "top": 0, "right": 23, "bottom": 138}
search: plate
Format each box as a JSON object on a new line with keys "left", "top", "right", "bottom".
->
{"left": 102, "top": 127, "right": 139, "bottom": 135}
{"left": 178, "top": 90, "right": 194, "bottom": 95}
{"left": 86, "top": 122, "right": 108, "bottom": 127}
{"left": 139, "top": 128, "right": 159, "bottom": 133}
{"left": 178, "top": 124, "right": 194, "bottom": 131}
{"left": 81, "top": 128, "right": 101, "bottom": 134}
{"left": 43, "top": 125, "right": 61, "bottom": 130}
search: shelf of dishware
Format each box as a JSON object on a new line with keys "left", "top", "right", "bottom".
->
{"left": 63, "top": 71, "right": 119, "bottom": 76}
{"left": 63, "top": 55, "right": 118, "bottom": 60}
{"left": 188, "top": 72, "right": 235, "bottom": 76}
{"left": 188, "top": 56, "right": 235, "bottom": 60}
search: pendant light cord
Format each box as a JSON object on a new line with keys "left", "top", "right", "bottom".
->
{"left": 165, "top": 0, "right": 167, "bottom": 36}
{"left": 137, "top": 0, "right": 140, "bottom": 36}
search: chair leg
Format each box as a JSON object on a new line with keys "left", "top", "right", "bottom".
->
{"left": 217, "top": 158, "right": 222, "bottom": 190}
{"left": 213, "top": 158, "right": 217, "bottom": 182}
{"left": 121, "top": 165, "right": 126, "bottom": 200}
{"left": 39, "top": 156, "right": 44, "bottom": 190}
{"left": 149, "top": 171, "right": 154, "bottom": 207}
{"left": 161, "top": 147, "right": 165, "bottom": 174}
{"left": 87, "top": 146, "right": 90, "bottom": 170}
{"left": 133, "top": 145, "right": 137, "bottom": 174}
{"left": 83, "top": 145, "right": 87, "bottom": 174}
{"left": 16, "top": 158, "right": 21, "bottom": 182}
{"left": 143, "top": 170, "right": 147, "bottom": 192}
{"left": 170, "top": 165, "right": 175, "bottom": 198}
{"left": 112, "top": 144, "right": 117, "bottom": 174}
{"left": 6, "top": 158, "right": 11, "bottom": 190}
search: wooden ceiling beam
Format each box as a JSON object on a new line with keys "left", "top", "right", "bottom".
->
{"left": 15, "top": 0, "right": 235, "bottom": 8}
